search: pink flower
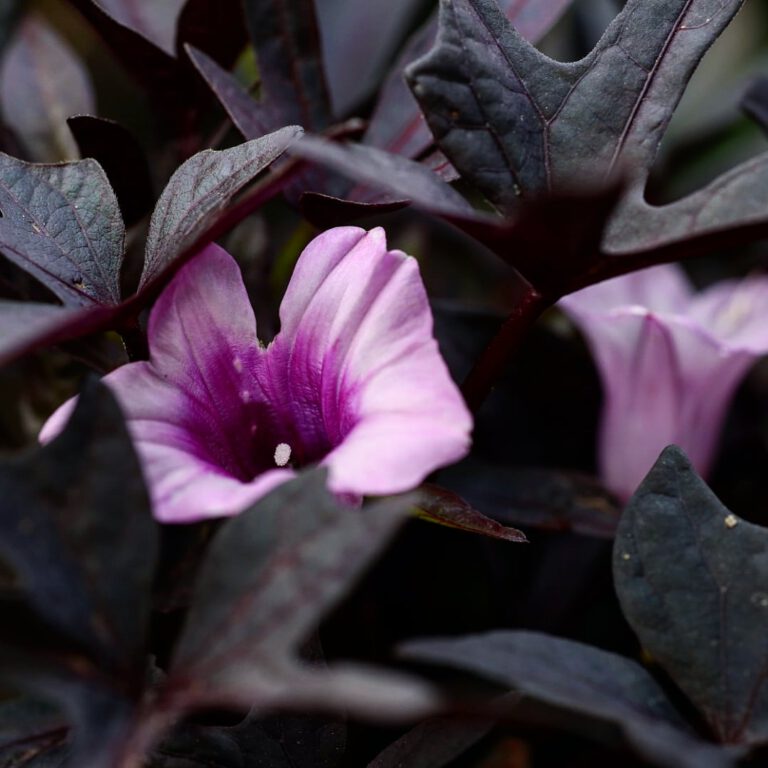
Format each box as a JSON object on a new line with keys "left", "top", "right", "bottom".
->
{"left": 41, "top": 227, "right": 472, "bottom": 522}
{"left": 559, "top": 265, "right": 768, "bottom": 501}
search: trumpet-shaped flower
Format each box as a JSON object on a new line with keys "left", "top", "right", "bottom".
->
{"left": 41, "top": 227, "right": 472, "bottom": 522}
{"left": 559, "top": 265, "right": 768, "bottom": 501}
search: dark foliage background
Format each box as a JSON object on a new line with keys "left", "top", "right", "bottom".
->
{"left": 0, "top": 0, "right": 767, "bottom": 766}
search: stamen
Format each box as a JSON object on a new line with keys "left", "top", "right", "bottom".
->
{"left": 274, "top": 442, "right": 292, "bottom": 467}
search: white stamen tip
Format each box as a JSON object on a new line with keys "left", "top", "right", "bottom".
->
{"left": 274, "top": 443, "right": 292, "bottom": 467}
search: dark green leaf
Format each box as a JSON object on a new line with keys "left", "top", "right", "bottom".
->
{"left": 0, "top": 153, "right": 124, "bottom": 306}
{"left": 414, "top": 484, "right": 527, "bottom": 543}
{"left": 614, "top": 446, "right": 768, "bottom": 746}
{"left": 164, "top": 472, "right": 437, "bottom": 720}
{"left": 0, "top": 16, "right": 95, "bottom": 163}
{"left": 139, "top": 126, "right": 302, "bottom": 290}
{"left": 242, "top": 0, "right": 332, "bottom": 131}
{"left": 402, "top": 631, "right": 737, "bottom": 768}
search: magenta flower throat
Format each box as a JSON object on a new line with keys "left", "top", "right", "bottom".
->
{"left": 42, "top": 227, "right": 472, "bottom": 522}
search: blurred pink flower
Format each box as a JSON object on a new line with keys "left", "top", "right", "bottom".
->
{"left": 560, "top": 265, "right": 768, "bottom": 501}
{"left": 42, "top": 227, "right": 472, "bottom": 522}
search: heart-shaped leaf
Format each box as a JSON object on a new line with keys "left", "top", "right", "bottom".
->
{"left": 614, "top": 446, "right": 768, "bottom": 746}
{"left": 0, "top": 153, "right": 124, "bottom": 307}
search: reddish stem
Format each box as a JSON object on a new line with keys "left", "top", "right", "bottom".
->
{"left": 461, "top": 284, "right": 552, "bottom": 412}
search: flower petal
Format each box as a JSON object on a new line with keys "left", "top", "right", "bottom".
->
{"left": 579, "top": 309, "right": 752, "bottom": 500}
{"left": 688, "top": 275, "right": 768, "bottom": 353}
{"left": 561, "top": 264, "right": 692, "bottom": 316}
{"left": 266, "top": 226, "right": 472, "bottom": 494}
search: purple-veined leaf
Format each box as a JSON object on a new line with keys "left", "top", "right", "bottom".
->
{"left": 299, "top": 192, "right": 410, "bottom": 229}
{"left": 406, "top": 0, "right": 768, "bottom": 288}
{"left": 614, "top": 447, "right": 768, "bottom": 746}
{"left": 415, "top": 484, "right": 527, "bottom": 543}
{"left": 0, "top": 153, "right": 125, "bottom": 307}
{"left": 0, "top": 16, "right": 95, "bottom": 163}
{"left": 139, "top": 125, "right": 303, "bottom": 290}
{"left": 175, "top": 0, "right": 247, "bottom": 66}
{"left": 94, "top": 0, "right": 186, "bottom": 55}
{"left": 185, "top": 45, "right": 277, "bottom": 139}
{"left": 402, "top": 631, "right": 739, "bottom": 768}
{"left": 161, "top": 471, "right": 438, "bottom": 722}
{"left": 365, "top": 0, "right": 574, "bottom": 159}
{"left": 67, "top": 116, "right": 154, "bottom": 227}
{"left": 241, "top": 0, "right": 332, "bottom": 131}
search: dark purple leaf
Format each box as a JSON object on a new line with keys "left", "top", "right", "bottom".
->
{"left": 743, "top": 76, "right": 768, "bottom": 134}
{"left": 415, "top": 484, "right": 527, "bottom": 543}
{"left": 0, "top": 382, "right": 156, "bottom": 675}
{"left": 0, "top": 153, "right": 125, "bottom": 307}
{"left": 365, "top": 0, "right": 574, "bottom": 159}
{"left": 151, "top": 712, "right": 345, "bottom": 768}
{"left": 368, "top": 715, "right": 493, "bottom": 768}
{"left": 163, "top": 472, "right": 437, "bottom": 720}
{"left": 175, "top": 0, "right": 247, "bottom": 68}
{"left": 66, "top": 0, "right": 177, "bottom": 82}
{"left": 300, "top": 192, "right": 410, "bottom": 228}
{"left": 291, "top": 136, "right": 475, "bottom": 218}
{"left": 242, "top": 0, "right": 332, "bottom": 131}
{"left": 139, "top": 126, "right": 303, "bottom": 290}
{"left": 185, "top": 45, "right": 277, "bottom": 139}
{"left": 614, "top": 446, "right": 768, "bottom": 746}
{"left": 94, "top": 0, "right": 186, "bottom": 55}
{"left": 67, "top": 116, "right": 154, "bottom": 226}
{"left": 402, "top": 631, "right": 738, "bottom": 768}
{"left": 441, "top": 463, "right": 620, "bottom": 539}
{"left": 407, "top": 0, "right": 768, "bottom": 285}
{"left": 0, "top": 384, "right": 158, "bottom": 767}
{"left": 0, "top": 16, "right": 95, "bottom": 163}
{"left": 317, "top": 0, "right": 424, "bottom": 118}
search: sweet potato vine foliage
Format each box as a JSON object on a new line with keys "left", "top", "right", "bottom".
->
{"left": 2, "top": 0, "right": 768, "bottom": 767}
